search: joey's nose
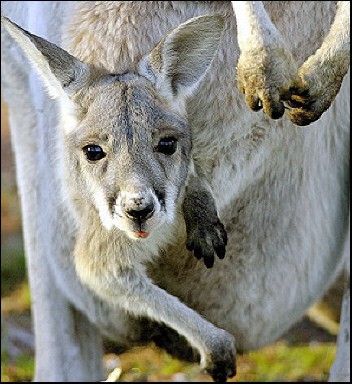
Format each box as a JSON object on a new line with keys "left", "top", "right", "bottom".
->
{"left": 125, "top": 203, "right": 155, "bottom": 221}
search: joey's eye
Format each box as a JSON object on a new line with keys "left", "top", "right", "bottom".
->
{"left": 83, "top": 145, "right": 106, "bottom": 162}
{"left": 155, "top": 137, "right": 177, "bottom": 155}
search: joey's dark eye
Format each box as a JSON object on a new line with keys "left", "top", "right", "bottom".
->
{"left": 83, "top": 145, "right": 106, "bottom": 162}
{"left": 155, "top": 137, "right": 177, "bottom": 155}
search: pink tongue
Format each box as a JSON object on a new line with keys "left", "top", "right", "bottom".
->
{"left": 137, "top": 230, "right": 149, "bottom": 238}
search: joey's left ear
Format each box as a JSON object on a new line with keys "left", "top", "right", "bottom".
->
{"left": 1, "top": 16, "right": 92, "bottom": 99}
{"left": 138, "top": 15, "right": 225, "bottom": 105}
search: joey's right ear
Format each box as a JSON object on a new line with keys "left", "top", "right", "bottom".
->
{"left": 1, "top": 16, "right": 92, "bottom": 99}
{"left": 138, "top": 15, "right": 225, "bottom": 109}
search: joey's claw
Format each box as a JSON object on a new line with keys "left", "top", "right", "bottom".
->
{"left": 214, "top": 244, "right": 225, "bottom": 260}
{"left": 203, "top": 249, "right": 215, "bottom": 269}
{"left": 192, "top": 244, "right": 204, "bottom": 261}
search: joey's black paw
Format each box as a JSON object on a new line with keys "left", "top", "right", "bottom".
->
{"left": 186, "top": 218, "right": 227, "bottom": 268}
{"left": 203, "top": 329, "right": 236, "bottom": 382}
{"left": 207, "top": 361, "right": 236, "bottom": 383}
{"left": 183, "top": 177, "right": 228, "bottom": 268}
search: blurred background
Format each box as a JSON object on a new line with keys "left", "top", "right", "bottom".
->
{"left": 1, "top": 94, "right": 340, "bottom": 382}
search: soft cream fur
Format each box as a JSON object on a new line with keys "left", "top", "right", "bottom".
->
{"left": 1, "top": 1, "right": 350, "bottom": 382}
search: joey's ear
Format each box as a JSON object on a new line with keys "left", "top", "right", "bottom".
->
{"left": 1, "top": 16, "right": 91, "bottom": 99}
{"left": 138, "top": 15, "right": 224, "bottom": 103}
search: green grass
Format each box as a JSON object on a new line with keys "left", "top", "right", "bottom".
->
{"left": 1, "top": 244, "right": 26, "bottom": 296}
{"left": 239, "top": 342, "right": 335, "bottom": 382}
{"left": 1, "top": 326, "right": 336, "bottom": 382}
{"left": 1, "top": 352, "right": 34, "bottom": 383}
{"left": 103, "top": 341, "right": 336, "bottom": 382}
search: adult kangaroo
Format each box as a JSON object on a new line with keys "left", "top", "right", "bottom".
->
{"left": 1, "top": 1, "right": 350, "bottom": 382}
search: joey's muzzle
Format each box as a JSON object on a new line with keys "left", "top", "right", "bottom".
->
{"left": 120, "top": 192, "right": 156, "bottom": 223}
{"left": 116, "top": 191, "right": 160, "bottom": 239}
{"left": 124, "top": 202, "right": 155, "bottom": 221}
{"left": 112, "top": 187, "right": 169, "bottom": 239}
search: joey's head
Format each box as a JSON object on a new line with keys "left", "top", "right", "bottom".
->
{"left": 66, "top": 73, "right": 191, "bottom": 239}
{"left": 2, "top": 15, "right": 224, "bottom": 240}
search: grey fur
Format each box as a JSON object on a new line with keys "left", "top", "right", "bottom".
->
{"left": 1, "top": 2, "right": 350, "bottom": 382}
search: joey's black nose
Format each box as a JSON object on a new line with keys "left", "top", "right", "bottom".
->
{"left": 125, "top": 203, "right": 154, "bottom": 221}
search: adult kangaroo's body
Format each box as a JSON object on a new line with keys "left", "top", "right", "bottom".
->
{"left": 1, "top": 1, "right": 350, "bottom": 382}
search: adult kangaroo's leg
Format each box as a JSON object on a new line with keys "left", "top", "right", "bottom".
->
{"left": 329, "top": 227, "right": 350, "bottom": 382}
{"left": 3, "top": 74, "right": 105, "bottom": 384}
{"left": 232, "top": 1, "right": 350, "bottom": 125}
{"left": 286, "top": 1, "right": 350, "bottom": 126}
{"left": 232, "top": 1, "right": 297, "bottom": 119}
{"left": 1, "top": 18, "right": 105, "bottom": 383}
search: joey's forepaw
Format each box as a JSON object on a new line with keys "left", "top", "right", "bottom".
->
{"left": 203, "top": 330, "right": 236, "bottom": 382}
{"left": 206, "top": 357, "right": 236, "bottom": 383}
{"left": 207, "top": 360, "right": 236, "bottom": 383}
{"left": 186, "top": 218, "right": 227, "bottom": 269}
{"left": 183, "top": 179, "right": 227, "bottom": 268}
